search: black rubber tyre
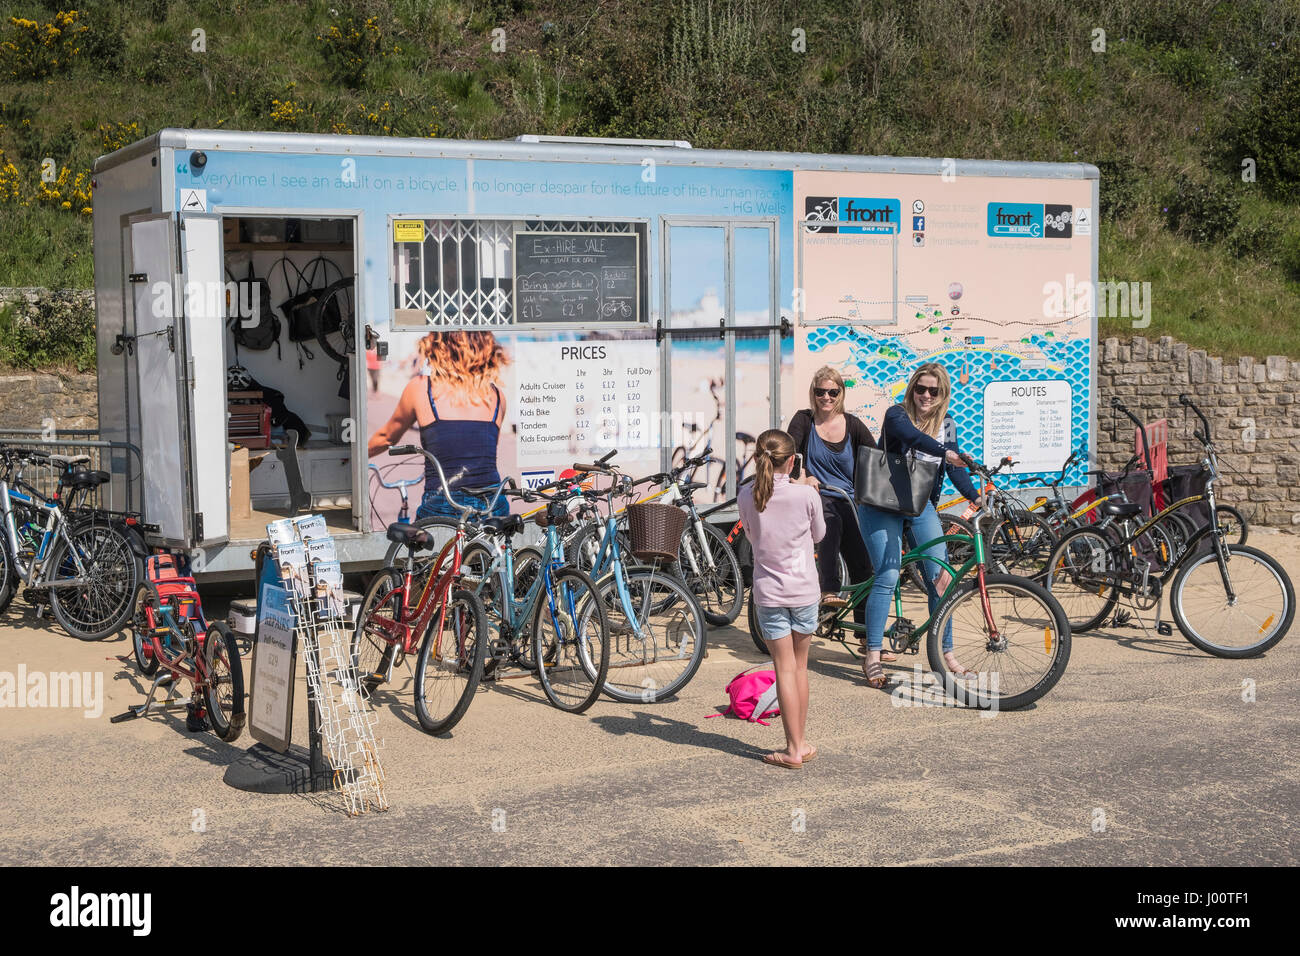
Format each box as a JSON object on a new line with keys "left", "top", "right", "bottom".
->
{"left": 203, "top": 621, "right": 246, "bottom": 742}
{"left": 746, "top": 587, "right": 770, "bottom": 655}
{"left": 132, "top": 616, "right": 161, "bottom": 677}
{"left": 1044, "top": 525, "right": 1123, "bottom": 632}
{"left": 46, "top": 519, "right": 142, "bottom": 640}
{"left": 675, "top": 519, "right": 743, "bottom": 626}
{"left": 414, "top": 588, "right": 487, "bottom": 734}
{"left": 351, "top": 568, "right": 404, "bottom": 691}
{"left": 594, "top": 565, "right": 708, "bottom": 702}
{"left": 926, "top": 573, "right": 1071, "bottom": 711}
{"left": 311, "top": 276, "right": 355, "bottom": 363}
{"left": 1170, "top": 543, "right": 1294, "bottom": 658}
{"left": 1214, "top": 505, "right": 1248, "bottom": 547}
{"left": 0, "top": 527, "right": 15, "bottom": 615}
{"left": 533, "top": 566, "right": 610, "bottom": 713}
{"left": 512, "top": 546, "right": 544, "bottom": 670}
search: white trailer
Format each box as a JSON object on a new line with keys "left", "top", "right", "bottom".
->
{"left": 91, "top": 128, "right": 1098, "bottom": 579}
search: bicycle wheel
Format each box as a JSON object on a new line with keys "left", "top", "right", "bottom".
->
{"left": 532, "top": 567, "right": 609, "bottom": 713}
{"left": 926, "top": 573, "right": 1071, "bottom": 711}
{"left": 203, "top": 621, "right": 246, "bottom": 742}
{"left": 0, "top": 527, "right": 15, "bottom": 615}
{"left": 351, "top": 569, "right": 404, "bottom": 691}
{"left": 1044, "top": 526, "right": 1121, "bottom": 632}
{"left": 1214, "top": 505, "right": 1248, "bottom": 546}
{"left": 132, "top": 595, "right": 160, "bottom": 677}
{"left": 414, "top": 588, "right": 487, "bottom": 734}
{"left": 675, "top": 519, "right": 742, "bottom": 626}
{"left": 565, "top": 520, "right": 631, "bottom": 575}
{"left": 1127, "top": 520, "right": 1176, "bottom": 577}
{"left": 512, "top": 546, "right": 544, "bottom": 670}
{"left": 1169, "top": 543, "right": 1294, "bottom": 657}
{"left": 46, "top": 519, "right": 142, "bottom": 640}
{"left": 986, "top": 511, "right": 1055, "bottom": 578}
{"left": 311, "top": 276, "right": 355, "bottom": 363}
{"left": 595, "top": 564, "right": 707, "bottom": 702}
{"left": 745, "top": 588, "right": 770, "bottom": 655}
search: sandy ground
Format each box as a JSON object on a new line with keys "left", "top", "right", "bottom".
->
{"left": 1, "top": 531, "right": 1298, "bottom": 866}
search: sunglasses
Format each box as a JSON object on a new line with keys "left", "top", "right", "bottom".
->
{"left": 912, "top": 384, "right": 942, "bottom": 398}
{"left": 814, "top": 387, "right": 841, "bottom": 398}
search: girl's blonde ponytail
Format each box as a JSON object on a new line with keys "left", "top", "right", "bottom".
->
{"left": 752, "top": 429, "right": 797, "bottom": 512}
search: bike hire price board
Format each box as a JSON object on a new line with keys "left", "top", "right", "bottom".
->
{"left": 513, "top": 231, "right": 640, "bottom": 323}
{"left": 249, "top": 575, "right": 298, "bottom": 754}
{"left": 514, "top": 339, "right": 659, "bottom": 467}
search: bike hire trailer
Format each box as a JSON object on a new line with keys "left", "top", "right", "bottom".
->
{"left": 92, "top": 128, "right": 1098, "bottom": 578}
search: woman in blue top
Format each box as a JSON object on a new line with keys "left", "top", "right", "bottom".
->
{"left": 858, "top": 362, "right": 982, "bottom": 688}
{"left": 367, "top": 330, "right": 511, "bottom": 519}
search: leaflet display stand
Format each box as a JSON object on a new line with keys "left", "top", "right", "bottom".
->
{"left": 224, "top": 523, "right": 387, "bottom": 815}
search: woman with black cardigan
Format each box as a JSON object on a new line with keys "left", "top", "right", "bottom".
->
{"left": 786, "top": 366, "right": 876, "bottom": 628}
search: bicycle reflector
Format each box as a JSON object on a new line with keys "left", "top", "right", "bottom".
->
{"left": 1045, "top": 627, "right": 1054, "bottom": 654}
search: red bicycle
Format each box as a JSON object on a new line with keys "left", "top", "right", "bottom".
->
{"left": 114, "top": 552, "right": 245, "bottom": 740}
{"left": 350, "top": 446, "right": 490, "bottom": 735}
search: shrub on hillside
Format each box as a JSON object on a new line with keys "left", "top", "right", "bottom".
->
{"left": 0, "top": 292, "right": 96, "bottom": 371}
{"left": 1162, "top": 176, "right": 1241, "bottom": 244}
{"left": 1229, "top": 43, "right": 1300, "bottom": 203}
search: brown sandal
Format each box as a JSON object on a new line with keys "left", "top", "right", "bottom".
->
{"left": 862, "top": 657, "right": 889, "bottom": 689}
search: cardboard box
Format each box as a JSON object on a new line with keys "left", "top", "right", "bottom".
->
{"left": 229, "top": 446, "right": 251, "bottom": 520}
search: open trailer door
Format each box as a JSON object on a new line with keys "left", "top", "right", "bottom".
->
{"left": 127, "top": 213, "right": 229, "bottom": 548}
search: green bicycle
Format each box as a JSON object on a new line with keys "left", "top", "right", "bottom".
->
{"left": 747, "top": 459, "right": 1072, "bottom": 711}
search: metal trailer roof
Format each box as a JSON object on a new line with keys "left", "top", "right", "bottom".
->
{"left": 94, "top": 127, "right": 1099, "bottom": 180}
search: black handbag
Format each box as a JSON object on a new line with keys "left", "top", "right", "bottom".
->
{"left": 853, "top": 419, "right": 939, "bottom": 516}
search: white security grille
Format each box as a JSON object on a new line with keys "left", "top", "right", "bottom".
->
{"left": 394, "top": 219, "right": 640, "bottom": 327}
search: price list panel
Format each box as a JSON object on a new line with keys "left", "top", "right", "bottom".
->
{"left": 514, "top": 339, "right": 660, "bottom": 468}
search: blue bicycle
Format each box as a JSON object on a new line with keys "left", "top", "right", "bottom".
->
{"left": 456, "top": 472, "right": 612, "bottom": 713}
{"left": 565, "top": 454, "right": 707, "bottom": 703}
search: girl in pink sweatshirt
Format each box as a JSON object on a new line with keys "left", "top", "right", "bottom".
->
{"left": 737, "top": 429, "right": 826, "bottom": 769}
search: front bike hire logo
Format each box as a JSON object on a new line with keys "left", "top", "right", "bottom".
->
{"left": 805, "top": 196, "right": 901, "bottom": 235}
{"left": 987, "top": 202, "right": 1044, "bottom": 238}
{"left": 50, "top": 886, "right": 151, "bottom": 936}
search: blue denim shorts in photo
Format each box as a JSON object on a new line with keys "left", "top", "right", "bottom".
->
{"left": 754, "top": 602, "right": 820, "bottom": 641}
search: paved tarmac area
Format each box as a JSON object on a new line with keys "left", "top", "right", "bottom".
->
{"left": 2, "top": 532, "right": 1297, "bottom": 866}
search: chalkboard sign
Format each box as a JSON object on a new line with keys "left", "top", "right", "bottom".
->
{"left": 513, "top": 231, "right": 641, "bottom": 324}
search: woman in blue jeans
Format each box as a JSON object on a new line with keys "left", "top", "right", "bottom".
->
{"left": 858, "top": 363, "right": 982, "bottom": 688}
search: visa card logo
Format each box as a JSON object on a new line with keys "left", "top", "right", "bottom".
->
{"left": 522, "top": 470, "right": 554, "bottom": 489}
{"left": 804, "top": 196, "right": 901, "bottom": 234}
{"left": 987, "top": 203, "right": 1043, "bottom": 238}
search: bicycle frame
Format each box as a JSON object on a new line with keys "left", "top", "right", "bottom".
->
{"left": 367, "top": 528, "right": 465, "bottom": 668}
{"left": 0, "top": 477, "right": 88, "bottom": 588}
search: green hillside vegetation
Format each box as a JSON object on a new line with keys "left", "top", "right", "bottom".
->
{"left": 1, "top": 0, "right": 1299, "bottom": 367}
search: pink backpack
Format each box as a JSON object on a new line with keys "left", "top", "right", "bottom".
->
{"left": 707, "top": 665, "right": 780, "bottom": 725}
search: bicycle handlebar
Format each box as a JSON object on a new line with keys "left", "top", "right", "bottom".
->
{"left": 386, "top": 444, "right": 478, "bottom": 516}
{"left": 1179, "top": 393, "right": 1213, "bottom": 446}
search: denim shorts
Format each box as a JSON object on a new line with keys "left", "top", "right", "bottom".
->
{"left": 754, "top": 602, "right": 820, "bottom": 641}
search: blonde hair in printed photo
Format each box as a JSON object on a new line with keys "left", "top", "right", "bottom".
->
{"left": 808, "top": 365, "right": 847, "bottom": 415}
{"left": 904, "top": 362, "right": 952, "bottom": 439}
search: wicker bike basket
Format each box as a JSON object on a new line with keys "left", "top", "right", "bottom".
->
{"left": 625, "top": 502, "right": 689, "bottom": 562}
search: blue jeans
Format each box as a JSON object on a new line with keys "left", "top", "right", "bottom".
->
{"left": 417, "top": 487, "right": 508, "bottom": 521}
{"left": 858, "top": 500, "right": 954, "bottom": 652}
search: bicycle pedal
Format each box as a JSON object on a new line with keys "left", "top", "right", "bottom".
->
{"left": 1156, "top": 621, "right": 1173, "bottom": 637}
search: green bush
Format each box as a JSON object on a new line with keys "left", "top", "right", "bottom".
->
{"left": 0, "top": 292, "right": 96, "bottom": 371}
{"left": 1162, "top": 176, "right": 1241, "bottom": 244}
{"left": 1278, "top": 225, "right": 1300, "bottom": 282}
{"left": 1229, "top": 43, "right": 1300, "bottom": 203}
{"left": 1095, "top": 159, "right": 1140, "bottom": 221}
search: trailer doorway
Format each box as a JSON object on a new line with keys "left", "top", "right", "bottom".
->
{"left": 220, "top": 214, "right": 360, "bottom": 542}
{"left": 662, "top": 219, "right": 782, "bottom": 504}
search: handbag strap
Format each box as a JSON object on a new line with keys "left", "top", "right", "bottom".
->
{"left": 274, "top": 256, "right": 310, "bottom": 297}
{"left": 303, "top": 255, "right": 344, "bottom": 290}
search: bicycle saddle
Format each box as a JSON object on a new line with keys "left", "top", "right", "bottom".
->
{"left": 1099, "top": 500, "right": 1141, "bottom": 519}
{"left": 66, "top": 468, "right": 109, "bottom": 489}
{"left": 481, "top": 514, "right": 524, "bottom": 536}
{"left": 681, "top": 481, "right": 707, "bottom": 493}
{"left": 49, "top": 453, "right": 91, "bottom": 469}
{"left": 386, "top": 523, "right": 434, "bottom": 550}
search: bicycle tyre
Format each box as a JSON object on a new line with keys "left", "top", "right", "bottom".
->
{"left": 745, "top": 588, "right": 770, "bottom": 655}
{"left": 1169, "top": 543, "right": 1294, "bottom": 658}
{"left": 512, "top": 546, "right": 544, "bottom": 670}
{"left": 565, "top": 520, "right": 634, "bottom": 575}
{"left": 351, "top": 568, "right": 404, "bottom": 691}
{"left": 414, "top": 587, "right": 487, "bottom": 734}
{"left": 203, "top": 621, "right": 246, "bottom": 742}
{"left": 0, "top": 526, "right": 15, "bottom": 615}
{"left": 926, "top": 573, "right": 1071, "bottom": 711}
{"left": 533, "top": 566, "right": 609, "bottom": 713}
{"left": 594, "top": 565, "right": 708, "bottom": 702}
{"left": 46, "top": 519, "right": 142, "bottom": 640}
{"left": 985, "top": 510, "right": 1056, "bottom": 578}
{"left": 132, "top": 599, "right": 160, "bottom": 677}
{"left": 311, "top": 276, "right": 355, "bottom": 363}
{"left": 675, "top": 519, "right": 743, "bottom": 626}
{"left": 1044, "top": 525, "right": 1122, "bottom": 632}
{"left": 1215, "top": 504, "right": 1248, "bottom": 547}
